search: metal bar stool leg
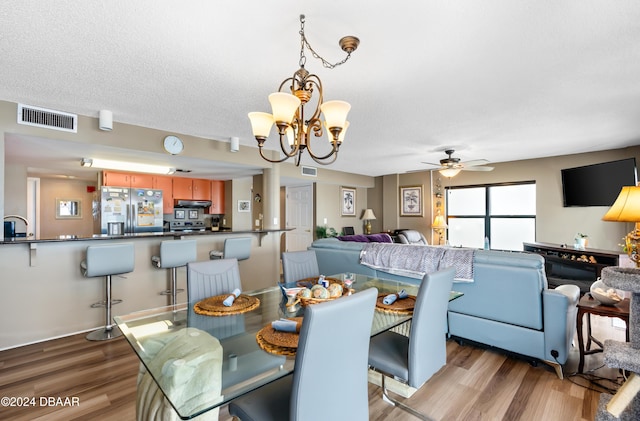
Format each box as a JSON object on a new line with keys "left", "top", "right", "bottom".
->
{"left": 87, "top": 274, "right": 122, "bottom": 341}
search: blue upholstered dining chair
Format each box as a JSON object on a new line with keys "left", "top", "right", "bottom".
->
{"left": 187, "top": 258, "right": 245, "bottom": 339}
{"left": 281, "top": 250, "right": 320, "bottom": 284}
{"left": 228, "top": 287, "right": 379, "bottom": 421}
{"left": 187, "top": 258, "right": 242, "bottom": 303}
{"left": 368, "top": 267, "right": 455, "bottom": 420}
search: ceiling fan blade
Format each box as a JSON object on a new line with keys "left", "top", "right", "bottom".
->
{"left": 460, "top": 159, "right": 489, "bottom": 167}
{"left": 462, "top": 166, "right": 494, "bottom": 172}
{"left": 420, "top": 161, "right": 441, "bottom": 167}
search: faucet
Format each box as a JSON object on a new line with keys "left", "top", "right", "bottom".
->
{"left": 4, "top": 215, "right": 33, "bottom": 237}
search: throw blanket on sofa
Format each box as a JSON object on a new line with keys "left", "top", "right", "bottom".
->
{"left": 359, "top": 243, "right": 475, "bottom": 282}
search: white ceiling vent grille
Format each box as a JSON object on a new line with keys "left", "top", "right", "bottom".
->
{"left": 301, "top": 166, "right": 317, "bottom": 177}
{"left": 17, "top": 104, "right": 77, "bottom": 133}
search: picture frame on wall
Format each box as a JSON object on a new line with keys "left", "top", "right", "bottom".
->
{"left": 340, "top": 186, "right": 356, "bottom": 216}
{"left": 238, "top": 200, "right": 251, "bottom": 212}
{"left": 400, "top": 185, "right": 423, "bottom": 216}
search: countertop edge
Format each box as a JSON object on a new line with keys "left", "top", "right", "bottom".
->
{"left": 0, "top": 228, "right": 293, "bottom": 245}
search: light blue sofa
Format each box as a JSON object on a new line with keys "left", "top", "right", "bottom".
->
{"left": 309, "top": 238, "right": 580, "bottom": 378}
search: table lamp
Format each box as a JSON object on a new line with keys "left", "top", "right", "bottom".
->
{"left": 361, "top": 209, "right": 376, "bottom": 235}
{"left": 432, "top": 214, "right": 448, "bottom": 245}
{"left": 602, "top": 185, "right": 640, "bottom": 267}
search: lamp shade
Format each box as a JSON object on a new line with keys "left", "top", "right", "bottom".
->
{"left": 432, "top": 215, "right": 448, "bottom": 229}
{"left": 603, "top": 186, "right": 640, "bottom": 222}
{"left": 269, "top": 92, "right": 301, "bottom": 124}
{"left": 320, "top": 100, "right": 351, "bottom": 129}
{"left": 248, "top": 112, "right": 274, "bottom": 138}
{"left": 439, "top": 168, "right": 461, "bottom": 178}
{"left": 361, "top": 209, "right": 376, "bottom": 220}
{"left": 326, "top": 121, "right": 349, "bottom": 144}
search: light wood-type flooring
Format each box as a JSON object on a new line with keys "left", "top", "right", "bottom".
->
{"left": 0, "top": 315, "right": 627, "bottom": 421}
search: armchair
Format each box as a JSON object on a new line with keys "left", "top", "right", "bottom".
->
{"left": 397, "top": 230, "right": 429, "bottom": 245}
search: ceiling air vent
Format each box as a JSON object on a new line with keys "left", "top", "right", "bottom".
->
{"left": 17, "top": 104, "right": 77, "bottom": 133}
{"left": 301, "top": 166, "right": 317, "bottom": 177}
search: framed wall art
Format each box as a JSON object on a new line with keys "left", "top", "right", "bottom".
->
{"left": 400, "top": 185, "right": 423, "bottom": 216}
{"left": 55, "top": 198, "right": 82, "bottom": 219}
{"left": 340, "top": 186, "right": 356, "bottom": 216}
{"left": 238, "top": 200, "right": 251, "bottom": 213}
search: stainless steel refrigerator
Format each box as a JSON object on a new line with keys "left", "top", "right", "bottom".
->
{"left": 100, "top": 186, "right": 164, "bottom": 234}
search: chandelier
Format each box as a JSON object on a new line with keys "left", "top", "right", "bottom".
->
{"left": 248, "top": 14, "right": 359, "bottom": 166}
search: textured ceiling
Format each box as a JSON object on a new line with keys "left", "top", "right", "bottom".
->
{"left": 1, "top": 1, "right": 640, "bottom": 179}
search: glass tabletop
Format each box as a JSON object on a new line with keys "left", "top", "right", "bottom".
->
{"left": 115, "top": 273, "right": 462, "bottom": 419}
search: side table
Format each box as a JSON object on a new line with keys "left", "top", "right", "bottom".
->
{"left": 576, "top": 294, "right": 630, "bottom": 373}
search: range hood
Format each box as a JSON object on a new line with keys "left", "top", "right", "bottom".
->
{"left": 174, "top": 199, "right": 212, "bottom": 208}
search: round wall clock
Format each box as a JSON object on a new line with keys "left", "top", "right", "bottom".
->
{"left": 163, "top": 135, "right": 184, "bottom": 155}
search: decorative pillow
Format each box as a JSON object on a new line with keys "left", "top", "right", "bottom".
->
{"left": 337, "top": 234, "right": 370, "bottom": 242}
{"left": 366, "top": 233, "right": 393, "bottom": 243}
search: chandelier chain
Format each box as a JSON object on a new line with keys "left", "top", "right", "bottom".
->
{"left": 298, "top": 15, "right": 353, "bottom": 70}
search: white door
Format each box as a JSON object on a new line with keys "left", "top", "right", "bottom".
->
{"left": 285, "top": 184, "right": 314, "bottom": 251}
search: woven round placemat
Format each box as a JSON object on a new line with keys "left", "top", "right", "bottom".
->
{"left": 256, "top": 317, "right": 303, "bottom": 356}
{"left": 375, "top": 293, "right": 416, "bottom": 315}
{"left": 193, "top": 294, "right": 260, "bottom": 316}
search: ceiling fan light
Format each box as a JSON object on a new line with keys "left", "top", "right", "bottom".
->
{"left": 248, "top": 112, "right": 274, "bottom": 138}
{"left": 439, "top": 168, "right": 461, "bottom": 177}
{"left": 268, "top": 92, "right": 301, "bottom": 124}
{"left": 320, "top": 100, "right": 351, "bottom": 129}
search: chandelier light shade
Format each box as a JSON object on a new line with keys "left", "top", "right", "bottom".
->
{"left": 603, "top": 185, "right": 640, "bottom": 267}
{"left": 248, "top": 14, "right": 359, "bottom": 166}
{"left": 248, "top": 112, "right": 274, "bottom": 139}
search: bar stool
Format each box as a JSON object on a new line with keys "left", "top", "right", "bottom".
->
{"left": 209, "top": 237, "right": 251, "bottom": 261}
{"left": 151, "top": 239, "right": 197, "bottom": 305}
{"left": 80, "top": 243, "right": 135, "bottom": 341}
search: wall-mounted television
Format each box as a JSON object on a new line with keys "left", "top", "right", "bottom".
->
{"left": 561, "top": 158, "right": 637, "bottom": 207}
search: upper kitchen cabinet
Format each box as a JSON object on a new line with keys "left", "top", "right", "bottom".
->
{"left": 210, "top": 180, "right": 225, "bottom": 213}
{"left": 173, "top": 178, "right": 211, "bottom": 201}
{"left": 152, "top": 175, "right": 174, "bottom": 213}
{"left": 102, "top": 171, "right": 153, "bottom": 188}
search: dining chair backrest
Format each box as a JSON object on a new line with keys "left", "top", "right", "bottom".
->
{"left": 281, "top": 250, "right": 320, "bottom": 284}
{"left": 187, "top": 258, "right": 242, "bottom": 304}
{"left": 408, "top": 266, "right": 455, "bottom": 387}
{"left": 291, "top": 287, "right": 378, "bottom": 421}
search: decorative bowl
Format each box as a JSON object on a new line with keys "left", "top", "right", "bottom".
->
{"left": 590, "top": 279, "right": 623, "bottom": 306}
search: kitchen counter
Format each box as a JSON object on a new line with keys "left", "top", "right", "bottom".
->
{"left": 0, "top": 228, "right": 289, "bottom": 350}
{"left": 0, "top": 228, "right": 291, "bottom": 245}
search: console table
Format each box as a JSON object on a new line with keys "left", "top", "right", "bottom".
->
{"left": 523, "top": 242, "right": 622, "bottom": 293}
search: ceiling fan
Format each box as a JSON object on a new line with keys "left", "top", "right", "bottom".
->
{"left": 422, "top": 149, "right": 494, "bottom": 177}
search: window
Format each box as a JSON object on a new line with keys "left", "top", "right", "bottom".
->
{"left": 446, "top": 182, "right": 536, "bottom": 251}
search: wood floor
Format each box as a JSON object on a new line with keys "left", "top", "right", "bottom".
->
{"left": 0, "top": 315, "right": 626, "bottom": 421}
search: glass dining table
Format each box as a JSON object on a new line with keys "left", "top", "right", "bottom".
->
{"left": 115, "top": 272, "right": 462, "bottom": 420}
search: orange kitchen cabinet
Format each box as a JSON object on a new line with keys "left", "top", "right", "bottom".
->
{"left": 192, "top": 179, "right": 211, "bottom": 201}
{"left": 152, "top": 175, "right": 174, "bottom": 213}
{"left": 210, "top": 180, "right": 225, "bottom": 213}
{"left": 130, "top": 173, "right": 153, "bottom": 188}
{"left": 102, "top": 171, "right": 152, "bottom": 188}
{"left": 173, "top": 178, "right": 211, "bottom": 201}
